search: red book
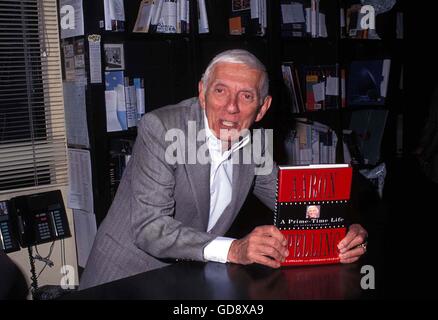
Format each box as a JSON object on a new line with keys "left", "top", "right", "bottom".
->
{"left": 274, "top": 164, "right": 353, "bottom": 266}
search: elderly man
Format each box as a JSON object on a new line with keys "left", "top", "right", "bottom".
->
{"left": 79, "top": 49, "right": 367, "bottom": 289}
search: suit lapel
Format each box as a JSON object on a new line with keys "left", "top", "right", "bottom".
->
{"left": 184, "top": 101, "right": 211, "bottom": 231}
{"left": 185, "top": 163, "right": 210, "bottom": 230}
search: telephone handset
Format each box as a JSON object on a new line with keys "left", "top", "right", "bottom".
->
{"left": 9, "top": 190, "right": 71, "bottom": 248}
{"left": 0, "top": 200, "right": 20, "bottom": 253}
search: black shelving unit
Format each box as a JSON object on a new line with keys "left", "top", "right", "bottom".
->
{"left": 65, "top": 0, "right": 404, "bottom": 226}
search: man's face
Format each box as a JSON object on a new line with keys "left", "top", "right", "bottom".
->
{"left": 198, "top": 62, "right": 272, "bottom": 143}
{"left": 307, "top": 206, "right": 320, "bottom": 219}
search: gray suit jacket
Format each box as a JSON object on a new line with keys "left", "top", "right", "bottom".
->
{"left": 79, "top": 97, "right": 278, "bottom": 290}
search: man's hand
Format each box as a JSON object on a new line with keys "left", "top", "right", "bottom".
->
{"left": 227, "top": 225, "right": 289, "bottom": 268}
{"left": 338, "top": 224, "right": 368, "bottom": 263}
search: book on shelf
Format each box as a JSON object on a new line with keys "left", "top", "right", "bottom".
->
{"left": 282, "top": 62, "right": 345, "bottom": 113}
{"left": 157, "top": 0, "right": 178, "bottom": 33}
{"left": 105, "top": 72, "right": 146, "bottom": 132}
{"left": 274, "top": 164, "right": 353, "bottom": 266}
{"left": 133, "top": 0, "right": 190, "bottom": 34}
{"left": 124, "top": 77, "right": 138, "bottom": 128}
{"left": 228, "top": 0, "right": 266, "bottom": 36}
{"left": 280, "top": 0, "right": 327, "bottom": 38}
{"left": 104, "top": 0, "right": 125, "bottom": 31}
{"left": 280, "top": 0, "right": 306, "bottom": 38}
{"left": 284, "top": 119, "right": 338, "bottom": 165}
{"left": 281, "top": 62, "right": 304, "bottom": 114}
{"left": 194, "top": 0, "right": 224, "bottom": 34}
{"left": 303, "top": 64, "right": 341, "bottom": 111}
{"left": 133, "top": 78, "right": 146, "bottom": 120}
{"left": 105, "top": 71, "right": 127, "bottom": 132}
{"left": 347, "top": 59, "right": 391, "bottom": 106}
{"left": 197, "top": 0, "right": 209, "bottom": 34}
{"left": 133, "top": 0, "right": 155, "bottom": 33}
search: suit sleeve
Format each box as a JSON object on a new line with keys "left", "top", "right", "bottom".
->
{"left": 252, "top": 164, "right": 278, "bottom": 211}
{"left": 251, "top": 127, "right": 278, "bottom": 211}
{"left": 129, "top": 112, "right": 216, "bottom": 261}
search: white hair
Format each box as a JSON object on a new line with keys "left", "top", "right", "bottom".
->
{"left": 201, "top": 49, "right": 269, "bottom": 104}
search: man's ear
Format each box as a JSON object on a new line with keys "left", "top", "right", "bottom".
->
{"left": 255, "top": 95, "right": 272, "bottom": 122}
{"left": 198, "top": 81, "right": 206, "bottom": 109}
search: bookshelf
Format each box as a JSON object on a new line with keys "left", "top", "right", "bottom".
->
{"left": 59, "top": 0, "right": 404, "bottom": 226}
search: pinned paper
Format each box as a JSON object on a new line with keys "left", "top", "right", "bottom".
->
{"left": 313, "top": 82, "right": 325, "bottom": 102}
{"left": 88, "top": 34, "right": 102, "bottom": 84}
{"left": 326, "top": 76, "right": 339, "bottom": 96}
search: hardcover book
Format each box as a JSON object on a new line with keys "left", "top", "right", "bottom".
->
{"left": 274, "top": 164, "right": 353, "bottom": 266}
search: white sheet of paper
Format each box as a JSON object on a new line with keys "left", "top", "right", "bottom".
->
{"left": 340, "top": 8, "right": 345, "bottom": 28}
{"left": 74, "top": 54, "right": 85, "bottom": 68}
{"left": 198, "top": 0, "right": 209, "bottom": 33}
{"left": 88, "top": 35, "right": 102, "bottom": 84}
{"left": 260, "top": 0, "right": 267, "bottom": 30}
{"left": 63, "top": 83, "right": 90, "bottom": 148}
{"left": 319, "top": 13, "right": 327, "bottom": 37}
{"left": 281, "top": 3, "right": 305, "bottom": 24}
{"left": 60, "top": 0, "right": 84, "bottom": 39}
{"left": 63, "top": 44, "right": 74, "bottom": 58}
{"left": 73, "top": 209, "right": 97, "bottom": 268}
{"left": 325, "top": 76, "right": 339, "bottom": 96}
{"left": 250, "top": 0, "right": 259, "bottom": 19}
{"left": 110, "top": 0, "right": 125, "bottom": 20}
{"left": 381, "top": 59, "right": 391, "bottom": 97}
{"left": 74, "top": 68, "right": 87, "bottom": 86}
{"left": 105, "top": 90, "right": 122, "bottom": 131}
{"left": 65, "top": 57, "right": 75, "bottom": 81}
{"left": 104, "top": 0, "right": 112, "bottom": 30}
{"left": 305, "top": 8, "right": 311, "bottom": 33}
{"left": 67, "top": 148, "right": 94, "bottom": 213}
{"left": 313, "top": 82, "right": 325, "bottom": 102}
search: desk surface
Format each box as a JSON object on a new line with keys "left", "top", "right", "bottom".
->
{"left": 64, "top": 261, "right": 376, "bottom": 300}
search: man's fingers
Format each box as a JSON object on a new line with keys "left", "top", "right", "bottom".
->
{"left": 338, "top": 224, "right": 367, "bottom": 252}
{"left": 340, "top": 256, "right": 360, "bottom": 264}
{"left": 228, "top": 225, "right": 290, "bottom": 267}
{"left": 261, "top": 237, "right": 289, "bottom": 257}
{"left": 337, "top": 229, "right": 357, "bottom": 250}
{"left": 252, "top": 254, "right": 281, "bottom": 269}
{"left": 255, "top": 244, "right": 288, "bottom": 263}
{"left": 339, "top": 235, "right": 365, "bottom": 253}
{"left": 339, "top": 246, "right": 365, "bottom": 261}
{"left": 253, "top": 225, "right": 286, "bottom": 245}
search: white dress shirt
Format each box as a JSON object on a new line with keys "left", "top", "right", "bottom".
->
{"left": 202, "top": 111, "right": 250, "bottom": 263}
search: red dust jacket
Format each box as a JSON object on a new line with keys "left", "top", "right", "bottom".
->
{"left": 274, "top": 164, "right": 353, "bottom": 266}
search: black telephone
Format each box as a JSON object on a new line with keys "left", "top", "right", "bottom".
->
{"left": 7, "top": 190, "right": 71, "bottom": 248}
{"left": 0, "top": 200, "right": 20, "bottom": 253}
